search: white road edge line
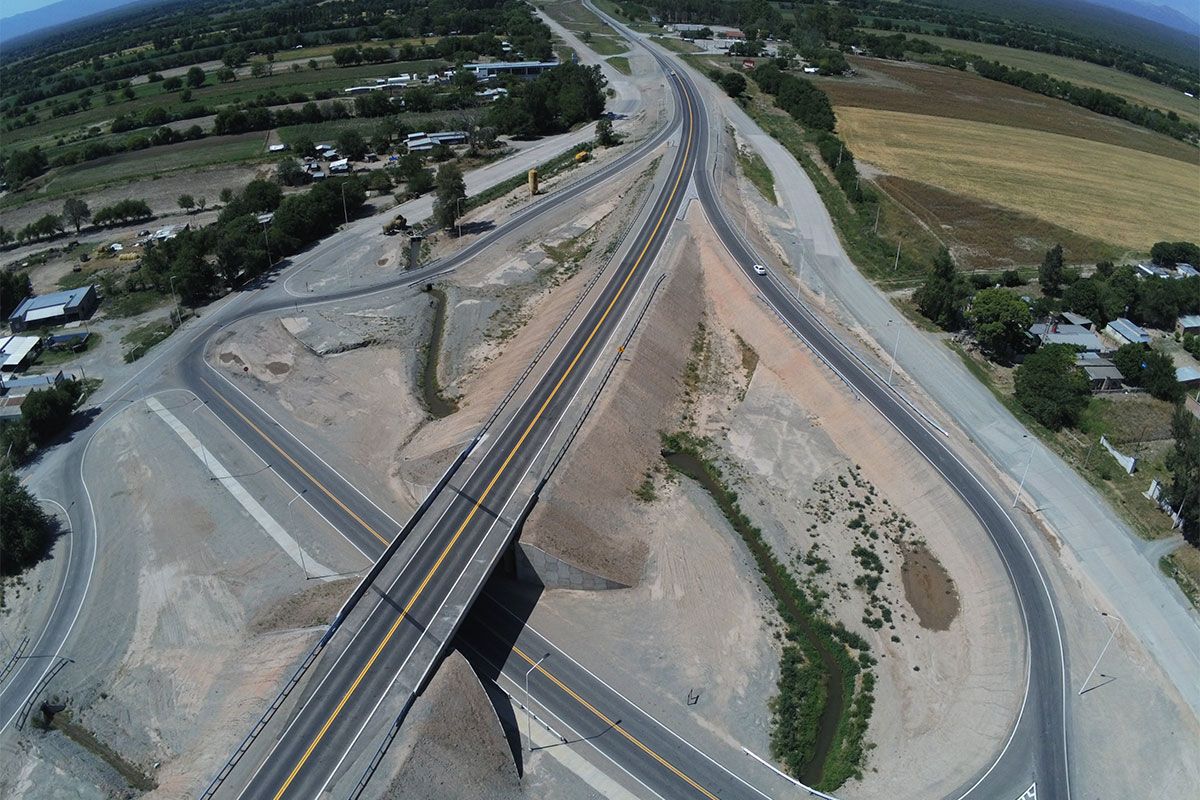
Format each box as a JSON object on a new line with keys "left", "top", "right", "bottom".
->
{"left": 146, "top": 396, "right": 336, "bottom": 580}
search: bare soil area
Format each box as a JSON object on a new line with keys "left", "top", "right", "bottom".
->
{"left": 376, "top": 651, "right": 522, "bottom": 800}
{"left": 1, "top": 396, "right": 364, "bottom": 798}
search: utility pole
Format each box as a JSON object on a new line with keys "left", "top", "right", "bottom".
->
{"left": 1012, "top": 434, "right": 1035, "bottom": 508}
{"left": 1078, "top": 611, "right": 1122, "bottom": 695}
{"left": 873, "top": 204, "right": 881, "bottom": 234}
{"left": 168, "top": 275, "right": 182, "bottom": 327}
{"left": 525, "top": 653, "right": 550, "bottom": 752}
{"left": 893, "top": 240, "right": 901, "bottom": 272}
{"left": 886, "top": 320, "right": 901, "bottom": 387}
{"left": 341, "top": 183, "right": 348, "bottom": 225}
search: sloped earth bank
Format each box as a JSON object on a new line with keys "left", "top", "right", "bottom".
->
{"left": 519, "top": 211, "right": 1024, "bottom": 798}
{"left": 0, "top": 397, "right": 365, "bottom": 798}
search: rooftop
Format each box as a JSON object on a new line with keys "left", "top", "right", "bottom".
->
{"left": 1178, "top": 314, "right": 1200, "bottom": 328}
{"left": 1029, "top": 322, "right": 1102, "bottom": 351}
{"left": 1106, "top": 317, "right": 1150, "bottom": 344}
{"left": 9, "top": 286, "right": 94, "bottom": 321}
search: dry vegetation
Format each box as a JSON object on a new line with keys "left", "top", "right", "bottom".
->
{"left": 875, "top": 175, "right": 1122, "bottom": 268}
{"left": 815, "top": 57, "right": 1197, "bottom": 163}
{"left": 896, "top": 33, "right": 1200, "bottom": 125}
{"left": 837, "top": 106, "right": 1199, "bottom": 250}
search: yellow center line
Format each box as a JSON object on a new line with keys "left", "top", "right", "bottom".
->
{"left": 512, "top": 645, "right": 719, "bottom": 800}
{"left": 200, "top": 379, "right": 390, "bottom": 547}
{"left": 270, "top": 79, "right": 697, "bottom": 799}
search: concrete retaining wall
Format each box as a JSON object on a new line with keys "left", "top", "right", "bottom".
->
{"left": 514, "top": 542, "right": 628, "bottom": 590}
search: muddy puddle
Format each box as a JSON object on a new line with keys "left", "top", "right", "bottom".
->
{"left": 901, "top": 542, "right": 959, "bottom": 631}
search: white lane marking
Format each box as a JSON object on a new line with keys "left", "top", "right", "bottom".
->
{"left": 146, "top": 397, "right": 335, "bottom": 580}
{"left": 1018, "top": 784, "right": 1037, "bottom": 800}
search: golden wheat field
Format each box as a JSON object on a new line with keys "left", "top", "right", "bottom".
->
{"left": 837, "top": 107, "right": 1200, "bottom": 250}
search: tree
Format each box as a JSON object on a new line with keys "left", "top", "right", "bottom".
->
{"left": 276, "top": 158, "right": 309, "bottom": 187}
{"left": 1062, "top": 277, "right": 1111, "bottom": 327}
{"left": 1165, "top": 406, "right": 1199, "bottom": 545}
{"left": 433, "top": 162, "right": 467, "bottom": 232}
{"left": 914, "top": 247, "right": 970, "bottom": 330}
{"left": 293, "top": 136, "right": 317, "bottom": 158}
{"left": 178, "top": 194, "right": 196, "bottom": 213}
{"left": 0, "top": 270, "right": 32, "bottom": 319}
{"left": 20, "top": 381, "right": 82, "bottom": 444}
{"left": 1014, "top": 344, "right": 1089, "bottom": 430}
{"left": 1114, "top": 343, "right": 1181, "bottom": 401}
{"left": 596, "top": 117, "right": 619, "bottom": 147}
{"left": 1039, "top": 244, "right": 1065, "bottom": 296}
{"left": 251, "top": 62, "right": 268, "bottom": 78}
{"left": 196, "top": 196, "right": 207, "bottom": 212}
{"left": 162, "top": 76, "right": 183, "bottom": 92}
{"left": 186, "top": 66, "right": 206, "bottom": 88}
{"left": 719, "top": 71, "right": 747, "bottom": 97}
{"left": 336, "top": 129, "right": 368, "bottom": 161}
{"left": 216, "top": 67, "right": 237, "bottom": 83}
{"left": 1150, "top": 240, "right": 1200, "bottom": 266}
{"left": 968, "top": 288, "right": 1031, "bottom": 360}
{"left": 0, "top": 470, "right": 53, "bottom": 574}
{"left": 219, "top": 187, "right": 234, "bottom": 204}
{"left": 62, "top": 198, "right": 91, "bottom": 233}
{"left": 4, "top": 147, "right": 49, "bottom": 184}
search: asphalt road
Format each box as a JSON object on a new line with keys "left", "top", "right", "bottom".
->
{"left": 218, "top": 66, "right": 712, "bottom": 800}
{"left": 614, "top": 16, "right": 1072, "bottom": 800}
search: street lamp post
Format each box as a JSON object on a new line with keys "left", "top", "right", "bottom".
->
{"left": 886, "top": 319, "right": 901, "bottom": 387}
{"left": 455, "top": 196, "right": 465, "bottom": 238}
{"left": 1078, "top": 611, "right": 1122, "bottom": 695}
{"left": 1012, "top": 434, "right": 1035, "bottom": 508}
{"left": 168, "top": 275, "right": 181, "bottom": 328}
{"left": 525, "top": 653, "right": 550, "bottom": 752}
{"left": 340, "top": 183, "right": 349, "bottom": 226}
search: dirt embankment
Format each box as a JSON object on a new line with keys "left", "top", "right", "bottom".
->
{"left": 376, "top": 652, "right": 521, "bottom": 800}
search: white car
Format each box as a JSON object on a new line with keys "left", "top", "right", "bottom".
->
{"left": 752, "top": 264, "right": 768, "bottom": 276}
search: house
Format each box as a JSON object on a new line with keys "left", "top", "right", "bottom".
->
{"left": 0, "top": 370, "right": 65, "bottom": 417}
{"left": 0, "top": 335, "right": 42, "bottom": 371}
{"left": 1105, "top": 317, "right": 1150, "bottom": 346}
{"left": 1058, "top": 311, "right": 1094, "bottom": 330}
{"left": 153, "top": 223, "right": 188, "bottom": 241}
{"left": 1028, "top": 322, "right": 1102, "bottom": 353}
{"left": 8, "top": 285, "right": 99, "bottom": 332}
{"left": 311, "top": 170, "right": 327, "bottom": 181}
{"left": 1137, "top": 262, "right": 1174, "bottom": 279}
{"left": 329, "top": 158, "right": 351, "bottom": 174}
{"left": 463, "top": 60, "right": 559, "bottom": 80}
{"left": 1177, "top": 263, "right": 1200, "bottom": 278}
{"left": 802, "top": 66, "right": 820, "bottom": 73}
{"left": 1177, "top": 366, "right": 1200, "bottom": 389}
{"left": 476, "top": 87, "right": 509, "bottom": 101}
{"left": 1177, "top": 315, "right": 1200, "bottom": 336}
{"left": 267, "top": 143, "right": 289, "bottom": 153}
{"left": 1076, "top": 355, "right": 1124, "bottom": 392}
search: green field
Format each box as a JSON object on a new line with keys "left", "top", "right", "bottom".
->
{"left": 892, "top": 31, "right": 1200, "bottom": 124}
{"left": 32, "top": 134, "right": 268, "bottom": 200}
{"left": 6, "top": 59, "right": 448, "bottom": 159}
{"left": 607, "top": 56, "right": 631, "bottom": 75}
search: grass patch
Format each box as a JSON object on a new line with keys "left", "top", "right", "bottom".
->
{"left": 834, "top": 107, "right": 1198, "bottom": 251}
{"left": 121, "top": 318, "right": 175, "bottom": 362}
{"left": 36, "top": 333, "right": 103, "bottom": 366}
{"left": 585, "top": 34, "right": 628, "bottom": 55}
{"left": 419, "top": 287, "right": 458, "bottom": 418}
{"left": 947, "top": 341, "right": 1179, "bottom": 540}
{"left": 1161, "top": 548, "right": 1200, "bottom": 610}
{"left": 736, "top": 146, "right": 777, "bottom": 204}
{"left": 607, "top": 56, "right": 632, "bottom": 75}
{"left": 653, "top": 35, "right": 703, "bottom": 54}
{"left": 104, "top": 289, "right": 168, "bottom": 319}
{"left": 39, "top": 708, "right": 156, "bottom": 791}
{"left": 661, "top": 432, "right": 874, "bottom": 789}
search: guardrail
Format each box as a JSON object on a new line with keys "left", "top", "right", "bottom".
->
{"left": 0, "top": 635, "right": 30, "bottom": 687}
{"left": 15, "top": 656, "right": 71, "bottom": 730}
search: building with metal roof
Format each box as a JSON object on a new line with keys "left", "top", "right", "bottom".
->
{"left": 1177, "top": 366, "right": 1200, "bottom": 388}
{"left": 8, "top": 285, "right": 98, "bottom": 332}
{"left": 0, "top": 335, "right": 42, "bottom": 371}
{"left": 1176, "top": 314, "right": 1200, "bottom": 335}
{"left": 1076, "top": 354, "right": 1124, "bottom": 392}
{"left": 1104, "top": 317, "right": 1151, "bottom": 346}
{"left": 1029, "top": 322, "right": 1102, "bottom": 353}
{"left": 464, "top": 60, "right": 559, "bottom": 79}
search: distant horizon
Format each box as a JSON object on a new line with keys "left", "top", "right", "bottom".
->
{"left": 1, "top": 0, "right": 1197, "bottom": 37}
